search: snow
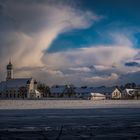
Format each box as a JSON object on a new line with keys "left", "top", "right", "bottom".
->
{"left": 0, "top": 106, "right": 140, "bottom": 139}
{"left": 0, "top": 100, "right": 140, "bottom": 139}
{"left": 0, "top": 99, "right": 140, "bottom": 109}
{"left": 90, "top": 92, "right": 105, "bottom": 97}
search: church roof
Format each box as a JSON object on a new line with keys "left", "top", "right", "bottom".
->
{"left": 0, "top": 78, "right": 32, "bottom": 90}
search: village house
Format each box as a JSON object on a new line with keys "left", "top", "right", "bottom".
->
{"left": 111, "top": 87, "right": 122, "bottom": 99}
{"left": 75, "top": 86, "right": 93, "bottom": 99}
{"left": 92, "top": 86, "right": 115, "bottom": 99}
{"left": 90, "top": 93, "right": 106, "bottom": 100}
{"left": 123, "top": 88, "right": 140, "bottom": 99}
{"left": 0, "top": 61, "right": 41, "bottom": 99}
{"left": 50, "top": 85, "right": 76, "bottom": 98}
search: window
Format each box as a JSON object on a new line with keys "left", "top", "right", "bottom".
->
{"left": 24, "top": 94, "right": 27, "bottom": 98}
{"left": 6, "top": 94, "right": 8, "bottom": 98}
{"left": 18, "top": 94, "right": 20, "bottom": 98}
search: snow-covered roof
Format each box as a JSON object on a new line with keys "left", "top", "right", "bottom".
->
{"left": 75, "top": 87, "right": 93, "bottom": 94}
{"left": 0, "top": 78, "right": 32, "bottom": 90}
{"left": 92, "top": 86, "right": 115, "bottom": 94}
{"left": 125, "top": 88, "right": 135, "bottom": 96}
{"left": 90, "top": 93, "right": 106, "bottom": 97}
{"left": 35, "top": 90, "right": 41, "bottom": 94}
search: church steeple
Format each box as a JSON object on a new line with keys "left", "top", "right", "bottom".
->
{"left": 6, "top": 60, "right": 13, "bottom": 80}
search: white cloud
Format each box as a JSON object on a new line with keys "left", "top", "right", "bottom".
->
{"left": 0, "top": 1, "right": 101, "bottom": 81}
{"left": 84, "top": 73, "right": 119, "bottom": 86}
{"left": 69, "top": 67, "right": 91, "bottom": 72}
{"left": 43, "top": 44, "right": 138, "bottom": 69}
{"left": 41, "top": 34, "right": 140, "bottom": 86}
{"left": 0, "top": 1, "right": 139, "bottom": 86}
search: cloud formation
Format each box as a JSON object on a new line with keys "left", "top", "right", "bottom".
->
{"left": 0, "top": 0, "right": 140, "bottom": 86}
{"left": 41, "top": 37, "right": 139, "bottom": 86}
{"left": 0, "top": 0, "right": 100, "bottom": 81}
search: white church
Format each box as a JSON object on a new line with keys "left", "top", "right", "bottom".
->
{"left": 0, "top": 61, "right": 41, "bottom": 99}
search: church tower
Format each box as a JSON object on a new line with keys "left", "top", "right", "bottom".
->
{"left": 6, "top": 61, "right": 13, "bottom": 80}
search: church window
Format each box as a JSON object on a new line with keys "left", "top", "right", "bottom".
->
{"left": 10, "top": 94, "right": 12, "bottom": 98}
{"left": 17, "top": 94, "right": 19, "bottom": 98}
{"left": 24, "top": 94, "right": 27, "bottom": 98}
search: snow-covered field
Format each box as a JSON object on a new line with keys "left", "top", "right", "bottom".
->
{"left": 0, "top": 99, "right": 140, "bottom": 109}
{"left": 0, "top": 100, "right": 140, "bottom": 139}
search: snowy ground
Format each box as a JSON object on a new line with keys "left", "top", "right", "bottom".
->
{"left": 0, "top": 100, "right": 140, "bottom": 140}
{"left": 0, "top": 99, "right": 140, "bottom": 109}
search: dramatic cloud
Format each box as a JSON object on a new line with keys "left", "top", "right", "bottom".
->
{"left": 84, "top": 73, "right": 119, "bottom": 86}
{"left": 0, "top": 0, "right": 100, "bottom": 81}
{"left": 41, "top": 34, "right": 140, "bottom": 86}
{"left": 0, "top": 0, "right": 140, "bottom": 86}
{"left": 125, "top": 62, "right": 140, "bottom": 67}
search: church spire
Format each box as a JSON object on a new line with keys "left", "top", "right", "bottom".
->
{"left": 6, "top": 60, "right": 13, "bottom": 80}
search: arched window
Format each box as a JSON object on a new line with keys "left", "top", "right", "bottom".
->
{"left": 6, "top": 93, "right": 8, "bottom": 98}
{"left": 18, "top": 94, "right": 20, "bottom": 98}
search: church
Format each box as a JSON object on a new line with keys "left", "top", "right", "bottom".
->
{"left": 0, "top": 61, "right": 41, "bottom": 99}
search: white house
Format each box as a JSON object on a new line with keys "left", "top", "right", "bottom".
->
{"left": 92, "top": 86, "right": 115, "bottom": 99}
{"left": 111, "top": 88, "right": 122, "bottom": 99}
{"left": 90, "top": 93, "right": 106, "bottom": 100}
{"left": 123, "top": 88, "right": 140, "bottom": 99}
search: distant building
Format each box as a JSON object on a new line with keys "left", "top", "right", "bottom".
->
{"left": 123, "top": 88, "right": 140, "bottom": 99}
{"left": 92, "top": 86, "right": 115, "bottom": 99}
{"left": 50, "top": 85, "right": 75, "bottom": 97}
{"left": 0, "top": 61, "right": 41, "bottom": 99}
{"left": 111, "top": 87, "right": 122, "bottom": 99}
{"left": 50, "top": 85, "right": 66, "bottom": 97}
{"left": 90, "top": 93, "right": 106, "bottom": 100}
{"left": 75, "top": 87, "right": 93, "bottom": 99}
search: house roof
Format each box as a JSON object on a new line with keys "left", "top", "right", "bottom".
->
{"left": 90, "top": 93, "right": 106, "bottom": 97}
{"left": 125, "top": 88, "right": 135, "bottom": 96}
{"left": 92, "top": 86, "right": 115, "bottom": 94}
{"left": 75, "top": 87, "right": 93, "bottom": 94}
{"left": 0, "top": 78, "right": 32, "bottom": 90}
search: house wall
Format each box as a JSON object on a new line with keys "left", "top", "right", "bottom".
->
{"left": 90, "top": 96, "right": 106, "bottom": 100}
{"left": 1, "top": 88, "right": 28, "bottom": 99}
{"left": 0, "top": 79, "right": 41, "bottom": 99}
{"left": 111, "top": 89, "right": 122, "bottom": 99}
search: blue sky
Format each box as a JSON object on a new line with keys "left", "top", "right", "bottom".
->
{"left": 49, "top": 0, "right": 140, "bottom": 52}
{"left": 0, "top": 0, "right": 140, "bottom": 86}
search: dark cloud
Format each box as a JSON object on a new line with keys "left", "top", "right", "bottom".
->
{"left": 0, "top": 0, "right": 139, "bottom": 86}
{"left": 125, "top": 62, "right": 140, "bottom": 67}
{"left": 118, "top": 71, "right": 140, "bottom": 85}
{"left": 0, "top": 4, "right": 3, "bottom": 15}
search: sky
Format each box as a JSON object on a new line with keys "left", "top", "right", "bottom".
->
{"left": 0, "top": 0, "right": 140, "bottom": 86}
